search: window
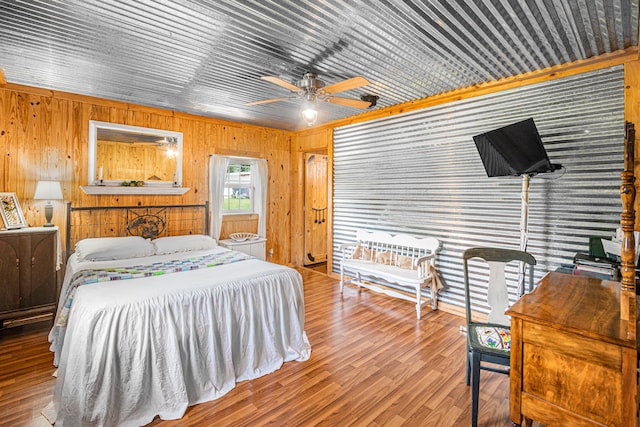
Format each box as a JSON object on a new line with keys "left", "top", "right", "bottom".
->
{"left": 210, "top": 154, "right": 267, "bottom": 240}
{"left": 223, "top": 162, "right": 254, "bottom": 214}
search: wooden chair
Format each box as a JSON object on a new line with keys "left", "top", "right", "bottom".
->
{"left": 462, "top": 247, "right": 536, "bottom": 427}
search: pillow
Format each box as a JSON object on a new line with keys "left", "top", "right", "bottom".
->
{"left": 75, "top": 236, "right": 155, "bottom": 261}
{"left": 350, "top": 244, "right": 363, "bottom": 260}
{"left": 375, "top": 250, "right": 391, "bottom": 264}
{"left": 152, "top": 234, "right": 217, "bottom": 255}
{"left": 396, "top": 255, "right": 414, "bottom": 269}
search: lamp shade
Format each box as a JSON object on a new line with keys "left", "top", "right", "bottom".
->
{"left": 34, "top": 181, "right": 63, "bottom": 201}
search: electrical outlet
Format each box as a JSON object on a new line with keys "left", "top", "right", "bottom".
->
{"left": 268, "top": 248, "right": 274, "bottom": 257}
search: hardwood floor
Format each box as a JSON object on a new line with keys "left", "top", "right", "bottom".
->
{"left": 0, "top": 269, "right": 524, "bottom": 426}
{"left": 0, "top": 322, "right": 56, "bottom": 426}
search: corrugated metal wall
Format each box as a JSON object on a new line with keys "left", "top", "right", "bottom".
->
{"left": 333, "top": 66, "right": 624, "bottom": 313}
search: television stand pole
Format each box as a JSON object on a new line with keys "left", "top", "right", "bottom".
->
{"left": 518, "top": 173, "right": 530, "bottom": 295}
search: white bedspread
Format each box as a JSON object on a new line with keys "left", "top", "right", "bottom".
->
{"left": 47, "top": 247, "right": 311, "bottom": 426}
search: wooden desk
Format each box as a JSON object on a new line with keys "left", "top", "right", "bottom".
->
{"left": 507, "top": 272, "right": 637, "bottom": 427}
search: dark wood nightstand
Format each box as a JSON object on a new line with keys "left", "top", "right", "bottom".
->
{"left": 0, "top": 227, "right": 60, "bottom": 328}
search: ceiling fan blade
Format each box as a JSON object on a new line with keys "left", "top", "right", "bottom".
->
{"left": 245, "top": 97, "right": 289, "bottom": 106}
{"left": 324, "top": 96, "right": 372, "bottom": 109}
{"left": 261, "top": 76, "right": 301, "bottom": 92}
{"left": 322, "top": 76, "right": 370, "bottom": 94}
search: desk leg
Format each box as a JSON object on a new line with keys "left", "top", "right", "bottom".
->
{"left": 510, "top": 317, "right": 524, "bottom": 425}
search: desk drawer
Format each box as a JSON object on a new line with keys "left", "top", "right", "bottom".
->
{"left": 521, "top": 322, "right": 624, "bottom": 426}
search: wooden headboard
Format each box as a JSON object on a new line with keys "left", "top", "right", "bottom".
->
{"left": 65, "top": 202, "right": 209, "bottom": 258}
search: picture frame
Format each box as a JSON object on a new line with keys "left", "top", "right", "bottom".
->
{"left": 0, "top": 192, "right": 27, "bottom": 229}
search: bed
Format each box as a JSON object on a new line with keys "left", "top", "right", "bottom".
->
{"left": 45, "top": 204, "right": 311, "bottom": 426}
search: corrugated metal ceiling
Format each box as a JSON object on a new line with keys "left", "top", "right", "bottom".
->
{"left": 0, "top": 0, "right": 637, "bottom": 130}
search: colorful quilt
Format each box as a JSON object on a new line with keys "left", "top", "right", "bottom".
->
{"left": 56, "top": 251, "right": 253, "bottom": 327}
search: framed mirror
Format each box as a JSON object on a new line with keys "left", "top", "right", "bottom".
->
{"left": 84, "top": 121, "right": 188, "bottom": 195}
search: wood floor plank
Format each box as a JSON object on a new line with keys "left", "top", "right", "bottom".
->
{"left": 0, "top": 268, "right": 546, "bottom": 426}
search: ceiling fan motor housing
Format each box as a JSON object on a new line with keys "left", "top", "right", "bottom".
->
{"left": 298, "top": 72, "right": 325, "bottom": 91}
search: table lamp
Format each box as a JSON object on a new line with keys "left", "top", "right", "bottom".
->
{"left": 34, "top": 180, "right": 63, "bottom": 227}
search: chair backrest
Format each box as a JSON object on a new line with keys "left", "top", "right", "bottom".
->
{"left": 463, "top": 247, "right": 536, "bottom": 327}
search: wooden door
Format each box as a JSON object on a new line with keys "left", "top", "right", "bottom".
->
{"left": 304, "top": 153, "right": 328, "bottom": 265}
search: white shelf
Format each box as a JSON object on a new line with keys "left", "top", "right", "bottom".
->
{"left": 81, "top": 185, "right": 190, "bottom": 195}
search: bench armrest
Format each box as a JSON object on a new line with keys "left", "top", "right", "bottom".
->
{"left": 416, "top": 253, "right": 436, "bottom": 276}
{"left": 339, "top": 241, "right": 358, "bottom": 251}
{"left": 415, "top": 253, "right": 435, "bottom": 265}
{"left": 339, "top": 242, "right": 359, "bottom": 260}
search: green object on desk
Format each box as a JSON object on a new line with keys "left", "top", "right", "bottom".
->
{"left": 588, "top": 236, "right": 608, "bottom": 258}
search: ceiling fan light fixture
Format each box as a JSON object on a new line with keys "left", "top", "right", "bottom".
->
{"left": 249, "top": 72, "right": 371, "bottom": 124}
{"left": 301, "top": 102, "right": 318, "bottom": 126}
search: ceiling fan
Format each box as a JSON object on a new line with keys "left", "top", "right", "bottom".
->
{"left": 246, "top": 72, "right": 373, "bottom": 109}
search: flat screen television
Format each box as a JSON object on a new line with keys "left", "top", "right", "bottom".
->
{"left": 473, "top": 118, "right": 561, "bottom": 177}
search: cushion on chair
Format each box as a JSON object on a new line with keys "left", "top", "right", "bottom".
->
{"left": 475, "top": 326, "right": 510, "bottom": 350}
{"left": 467, "top": 324, "right": 511, "bottom": 356}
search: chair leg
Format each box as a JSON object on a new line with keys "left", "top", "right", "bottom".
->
{"left": 340, "top": 264, "right": 345, "bottom": 293}
{"left": 470, "top": 351, "right": 481, "bottom": 427}
{"left": 465, "top": 349, "right": 471, "bottom": 386}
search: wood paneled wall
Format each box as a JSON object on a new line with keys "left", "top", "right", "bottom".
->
{"left": 0, "top": 85, "right": 294, "bottom": 264}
